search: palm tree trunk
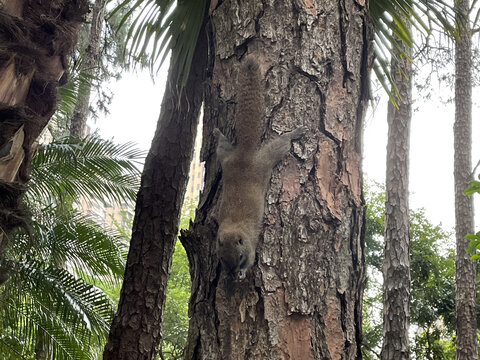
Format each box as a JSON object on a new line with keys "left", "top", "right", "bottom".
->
{"left": 0, "top": 0, "right": 88, "bottom": 263}
{"left": 181, "top": 0, "right": 373, "bottom": 358}
{"left": 102, "top": 17, "right": 209, "bottom": 360}
{"left": 454, "top": 0, "right": 477, "bottom": 358}
{"left": 381, "top": 23, "right": 412, "bottom": 360}
{"left": 70, "top": 0, "right": 107, "bottom": 137}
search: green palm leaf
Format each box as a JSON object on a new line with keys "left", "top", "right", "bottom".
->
{"left": 111, "top": 0, "right": 455, "bottom": 102}
{"left": 13, "top": 209, "right": 127, "bottom": 284}
{"left": 28, "top": 135, "right": 144, "bottom": 206}
{"left": 0, "top": 259, "right": 115, "bottom": 359}
{"left": 110, "top": 0, "right": 207, "bottom": 86}
{"left": 370, "top": 0, "right": 455, "bottom": 102}
{"left": 51, "top": 62, "right": 94, "bottom": 136}
{"left": 1, "top": 134, "right": 136, "bottom": 358}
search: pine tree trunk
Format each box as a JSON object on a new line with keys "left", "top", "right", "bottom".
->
{"left": 102, "top": 19, "right": 209, "bottom": 360}
{"left": 181, "top": 1, "right": 372, "bottom": 358}
{"left": 0, "top": 0, "right": 88, "bottom": 264}
{"left": 69, "top": 0, "right": 107, "bottom": 137}
{"left": 381, "top": 24, "right": 412, "bottom": 360}
{"left": 454, "top": 0, "right": 477, "bottom": 358}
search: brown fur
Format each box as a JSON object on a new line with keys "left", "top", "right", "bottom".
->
{"left": 215, "top": 58, "right": 305, "bottom": 279}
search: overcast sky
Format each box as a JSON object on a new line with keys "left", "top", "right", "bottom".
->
{"left": 91, "top": 65, "right": 480, "bottom": 235}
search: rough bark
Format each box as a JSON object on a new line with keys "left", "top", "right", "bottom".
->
{"left": 0, "top": 0, "right": 88, "bottom": 264}
{"left": 69, "top": 0, "right": 107, "bottom": 137}
{"left": 381, "top": 24, "right": 412, "bottom": 360}
{"left": 102, "top": 19, "right": 209, "bottom": 360}
{"left": 454, "top": 0, "right": 477, "bottom": 358}
{"left": 181, "top": 0, "right": 373, "bottom": 358}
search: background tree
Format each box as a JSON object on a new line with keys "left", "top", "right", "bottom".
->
{"left": 381, "top": 15, "right": 413, "bottom": 360}
{"left": 70, "top": 0, "right": 107, "bottom": 137}
{"left": 453, "top": 0, "right": 477, "bottom": 357}
{"left": 363, "top": 184, "right": 458, "bottom": 359}
{"left": 102, "top": 1, "right": 209, "bottom": 356}
{"left": 67, "top": 0, "right": 134, "bottom": 137}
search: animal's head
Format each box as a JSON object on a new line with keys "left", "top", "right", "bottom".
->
{"left": 216, "top": 224, "right": 255, "bottom": 280}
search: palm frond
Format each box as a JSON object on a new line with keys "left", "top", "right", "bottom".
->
{"left": 28, "top": 135, "right": 144, "bottom": 206}
{"left": 12, "top": 209, "right": 126, "bottom": 285}
{"left": 370, "top": 0, "right": 455, "bottom": 103}
{"left": 50, "top": 64, "right": 95, "bottom": 137}
{"left": 110, "top": 0, "right": 207, "bottom": 86}
{"left": 0, "top": 259, "right": 114, "bottom": 359}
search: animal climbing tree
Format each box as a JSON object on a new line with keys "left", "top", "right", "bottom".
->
{"left": 180, "top": 0, "right": 372, "bottom": 358}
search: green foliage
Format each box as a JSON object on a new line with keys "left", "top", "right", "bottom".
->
{"left": 160, "top": 240, "right": 190, "bottom": 359}
{"left": 362, "top": 183, "right": 456, "bottom": 359}
{"left": 0, "top": 210, "right": 123, "bottom": 359}
{"left": 51, "top": 70, "right": 95, "bottom": 136}
{"left": 159, "top": 199, "right": 196, "bottom": 359}
{"left": 412, "top": 326, "right": 455, "bottom": 360}
{"left": 29, "top": 135, "right": 144, "bottom": 206}
{"left": 409, "top": 209, "right": 455, "bottom": 332}
{"left": 361, "top": 286, "right": 382, "bottom": 359}
{"left": 1, "top": 258, "right": 115, "bottom": 359}
{"left": 465, "top": 175, "right": 480, "bottom": 258}
{"left": 364, "top": 182, "right": 385, "bottom": 272}
{"left": 465, "top": 175, "right": 480, "bottom": 197}
{"left": 369, "top": 0, "right": 455, "bottom": 104}
{"left": 0, "top": 136, "right": 141, "bottom": 359}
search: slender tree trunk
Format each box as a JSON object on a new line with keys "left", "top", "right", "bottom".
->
{"left": 181, "top": 0, "right": 373, "bottom": 358}
{"left": 381, "top": 22, "right": 412, "bottom": 360}
{"left": 0, "top": 0, "right": 88, "bottom": 264}
{"left": 69, "top": 0, "right": 107, "bottom": 137}
{"left": 102, "top": 17, "right": 209, "bottom": 360}
{"left": 454, "top": 0, "right": 477, "bottom": 358}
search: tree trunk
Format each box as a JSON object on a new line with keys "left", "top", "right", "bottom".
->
{"left": 0, "top": 0, "right": 88, "bottom": 263}
{"left": 381, "top": 23, "right": 412, "bottom": 360}
{"left": 454, "top": 0, "right": 477, "bottom": 358}
{"left": 102, "top": 17, "right": 209, "bottom": 360}
{"left": 181, "top": 0, "right": 372, "bottom": 358}
{"left": 69, "top": 0, "right": 107, "bottom": 137}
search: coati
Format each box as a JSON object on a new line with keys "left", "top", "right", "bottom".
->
{"left": 214, "top": 58, "right": 306, "bottom": 280}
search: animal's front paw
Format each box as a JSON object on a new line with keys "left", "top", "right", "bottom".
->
{"left": 290, "top": 126, "right": 307, "bottom": 140}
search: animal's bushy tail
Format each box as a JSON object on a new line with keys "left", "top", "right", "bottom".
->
{"left": 235, "top": 57, "right": 263, "bottom": 151}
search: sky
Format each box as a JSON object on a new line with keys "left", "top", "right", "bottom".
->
{"left": 91, "top": 64, "right": 480, "bottom": 236}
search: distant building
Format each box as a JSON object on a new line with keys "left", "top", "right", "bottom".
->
{"left": 78, "top": 197, "right": 134, "bottom": 230}
{"left": 185, "top": 122, "right": 204, "bottom": 202}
